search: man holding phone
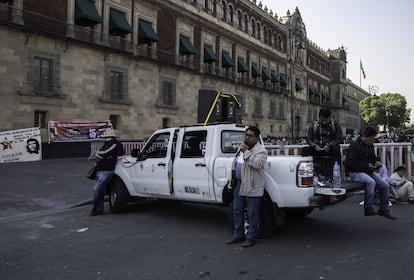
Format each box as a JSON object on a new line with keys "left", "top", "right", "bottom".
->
{"left": 226, "top": 126, "right": 268, "bottom": 247}
{"left": 346, "top": 126, "right": 396, "bottom": 220}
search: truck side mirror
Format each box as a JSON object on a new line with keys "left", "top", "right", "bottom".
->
{"left": 131, "top": 148, "right": 140, "bottom": 158}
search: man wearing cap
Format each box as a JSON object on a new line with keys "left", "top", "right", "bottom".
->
{"left": 90, "top": 129, "right": 124, "bottom": 216}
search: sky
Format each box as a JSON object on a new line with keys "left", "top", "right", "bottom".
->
{"left": 261, "top": 0, "right": 414, "bottom": 122}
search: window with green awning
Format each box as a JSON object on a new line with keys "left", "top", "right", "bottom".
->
{"left": 251, "top": 63, "right": 261, "bottom": 78}
{"left": 237, "top": 57, "right": 249, "bottom": 73}
{"left": 204, "top": 45, "right": 218, "bottom": 63}
{"left": 295, "top": 79, "right": 304, "bottom": 91}
{"left": 314, "top": 88, "right": 320, "bottom": 97}
{"left": 222, "top": 51, "right": 234, "bottom": 68}
{"left": 75, "top": 0, "right": 102, "bottom": 27}
{"left": 278, "top": 74, "right": 288, "bottom": 86}
{"left": 138, "top": 19, "right": 159, "bottom": 44}
{"left": 270, "top": 70, "right": 278, "bottom": 83}
{"left": 308, "top": 86, "right": 315, "bottom": 96}
{"left": 109, "top": 8, "right": 132, "bottom": 36}
{"left": 179, "top": 35, "right": 196, "bottom": 55}
{"left": 262, "top": 67, "right": 271, "bottom": 81}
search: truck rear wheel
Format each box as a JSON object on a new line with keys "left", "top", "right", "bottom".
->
{"left": 108, "top": 177, "right": 130, "bottom": 213}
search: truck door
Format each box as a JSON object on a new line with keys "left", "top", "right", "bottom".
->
{"left": 173, "top": 128, "right": 214, "bottom": 201}
{"left": 132, "top": 130, "right": 173, "bottom": 196}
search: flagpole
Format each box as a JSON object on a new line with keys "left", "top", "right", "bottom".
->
{"left": 359, "top": 59, "right": 361, "bottom": 87}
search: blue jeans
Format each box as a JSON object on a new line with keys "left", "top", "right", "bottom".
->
{"left": 233, "top": 181, "right": 261, "bottom": 241}
{"left": 349, "top": 172, "right": 390, "bottom": 210}
{"left": 92, "top": 170, "right": 113, "bottom": 213}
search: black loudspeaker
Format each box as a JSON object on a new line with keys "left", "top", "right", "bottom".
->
{"left": 197, "top": 90, "right": 239, "bottom": 124}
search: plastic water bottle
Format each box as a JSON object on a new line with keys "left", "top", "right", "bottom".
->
{"left": 333, "top": 161, "right": 341, "bottom": 188}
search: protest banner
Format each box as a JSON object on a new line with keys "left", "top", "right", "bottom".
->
{"left": 48, "top": 121, "right": 113, "bottom": 142}
{"left": 0, "top": 127, "right": 42, "bottom": 163}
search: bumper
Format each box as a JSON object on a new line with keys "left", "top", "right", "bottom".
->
{"left": 310, "top": 181, "right": 365, "bottom": 207}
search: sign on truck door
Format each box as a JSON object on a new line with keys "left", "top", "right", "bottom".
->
{"left": 173, "top": 128, "right": 214, "bottom": 201}
{"left": 131, "top": 130, "right": 173, "bottom": 196}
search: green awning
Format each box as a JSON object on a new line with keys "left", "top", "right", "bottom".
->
{"left": 251, "top": 63, "right": 261, "bottom": 78}
{"left": 295, "top": 79, "right": 304, "bottom": 91}
{"left": 342, "top": 95, "right": 348, "bottom": 103}
{"left": 308, "top": 86, "right": 315, "bottom": 96}
{"left": 109, "top": 8, "right": 132, "bottom": 36}
{"left": 222, "top": 51, "right": 234, "bottom": 68}
{"left": 179, "top": 35, "right": 196, "bottom": 55}
{"left": 237, "top": 57, "right": 249, "bottom": 73}
{"left": 314, "top": 88, "right": 320, "bottom": 97}
{"left": 278, "top": 74, "right": 288, "bottom": 86}
{"left": 138, "top": 19, "right": 159, "bottom": 44}
{"left": 204, "top": 45, "right": 218, "bottom": 63}
{"left": 262, "top": 67, "right": 271, "bottom": 81}
{"left": 270, "top": 70, "right": 278, "bottom": 83}
{"left": 75, "top": 0, "right": 102, "bottom": 27}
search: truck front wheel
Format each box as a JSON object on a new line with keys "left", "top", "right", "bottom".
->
{"left": 108, "top": 177, "right": 130, "bottom": 213}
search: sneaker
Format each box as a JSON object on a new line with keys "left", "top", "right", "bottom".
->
{"left": 241, "top": 239, "right": 256, "bottom": 248}
{"left": 364, "top": 207, "right": 377, "bottom": 216}
{"left": 225, "top": 237, "right": 245, "bottom": 244}
{"left": 378, "top": 209, "right": 397, "bottom": 220}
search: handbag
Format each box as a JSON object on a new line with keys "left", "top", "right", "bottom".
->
{"left": 86, "top": 165, "right": 97, "bottom": 180}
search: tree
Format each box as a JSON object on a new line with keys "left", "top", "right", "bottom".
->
{"left": 360, "top": 93, "right": 410, "bottom": 129}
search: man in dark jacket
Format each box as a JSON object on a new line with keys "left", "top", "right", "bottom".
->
{"left": 346, "top": 126, "right": 396, "bottom": 220}
{"left": 90, "top": 129, "right": 124, "bottom": 216}
{"left": 307, "top": 108, "right": 342, "bottom": 177}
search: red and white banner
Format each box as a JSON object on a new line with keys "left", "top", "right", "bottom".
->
{"left": 48, "top": 121, "right": 113, "bottom": 142}
{"left": 0, "top": 127, "right": 42, "bottom": 163}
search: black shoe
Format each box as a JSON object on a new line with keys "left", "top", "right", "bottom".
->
{"left": 90, "top": 210, "right": 103, "bottom": 216}
{"left": 364, "top": 207, "right": 377, "bottom": 216}
{"left": 241, "top": 239, "right": 256, "bottom": 248}
{"left": 378, "top": 209, "right": 397, "bottom": 220}
{"left": 225, "top": 237, "right": 245, "bottom": 244}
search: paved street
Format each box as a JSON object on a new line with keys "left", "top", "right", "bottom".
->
{"left": 1, "top": 158, "right": 414, "bottom": 280}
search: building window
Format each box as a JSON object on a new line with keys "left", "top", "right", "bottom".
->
{"left": 109, "top": 114, "right": 119, "bottom": 129}
{"left": 202, "top": 0, "right": 208, "bottom": 9}
{"left": 227, "top": 5, "right": 233, "bottom": 23}
{"left": 254, "top": 96, "right": 263, "bottom": 117}
{"left": 162, "top": 117, "right": 170, "bottom": 128}
{"left": 220, "top": 1, "right": 226, "bottom": 20}
{"left": 210, "top": 0, "right": 216, "bottom": 13}
{"left": 236, "top": 11, "right": 242, "bottom": 28}
{"left": 160, "top": 78, "right": 176, "bottom": 106}
{"left": 251, "top": 19, "right": 255, "bottom": 37}
{"left": 34, "top": 111, "right": 47, "bottom": 128}
{"left": 33, "top": 56, "right": 53, "bottom": 92}
{"left": 269, "top": 101, "right": 277, "bottom": 118}
{"left": 104, "top": 65, "right": 128, "bottom": 101}
{"left": 244, "top": 15, "right": 248, "bottom": 32}
{"left": 25, "top": 50, "right": 61, "bottom": 95}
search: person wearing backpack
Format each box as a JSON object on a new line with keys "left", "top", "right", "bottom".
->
{"left": 307, "top": 108, "right": 343, "bottom": 177}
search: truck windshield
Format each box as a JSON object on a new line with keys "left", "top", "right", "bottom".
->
{"left": 221, "top": 130, "right": 244, "bottom": 153}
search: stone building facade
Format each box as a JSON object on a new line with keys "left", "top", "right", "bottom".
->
{"left": 0, "top": 0, "right": 369, "bottom": 142}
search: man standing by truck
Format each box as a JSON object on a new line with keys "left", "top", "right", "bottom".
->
{"left": 226, "top": 126, "right": 267, "bottom": 247}
{"left": 307, "top": 108, "right": 343, "bottom": 177}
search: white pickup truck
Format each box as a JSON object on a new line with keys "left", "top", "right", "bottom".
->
{"left": 107, "top": 123, "right": 361, "bottom": 236}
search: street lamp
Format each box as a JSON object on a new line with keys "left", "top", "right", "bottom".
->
{"left": 288, "top": 18, "right": 306, "bottom": 143}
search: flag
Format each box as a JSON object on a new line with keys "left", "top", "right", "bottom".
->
{"left": 360, "top": 60, "right": 366, "bottom": 79}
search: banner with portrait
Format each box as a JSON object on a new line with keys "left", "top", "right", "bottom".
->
{"left": 48, "top": 120, "right": 113, "bottom": 142}
{"left": 0, "top": 127, "right": 42, "bottom": 163}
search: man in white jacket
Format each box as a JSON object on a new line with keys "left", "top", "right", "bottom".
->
{"left": 226, "top": 126, "right": 267, "bottom": 247}
{"left": 388, "top": 166, "right": 414, "bottom": 204}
